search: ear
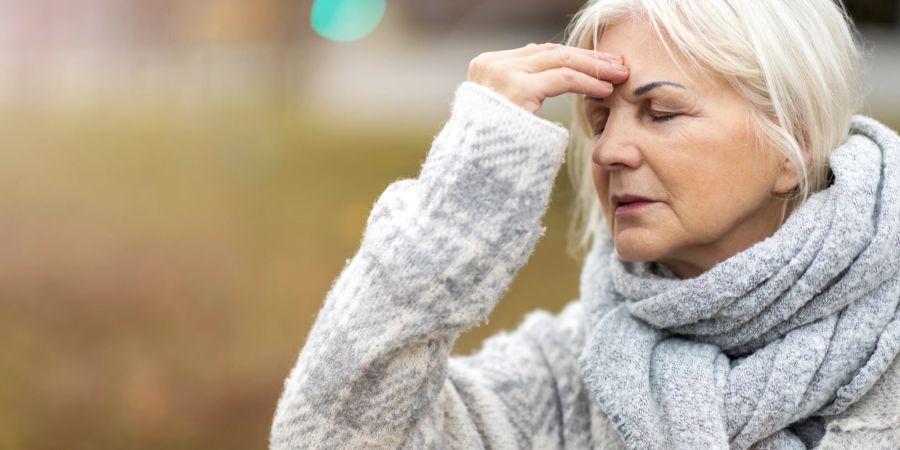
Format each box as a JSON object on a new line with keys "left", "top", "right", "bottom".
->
{"left": 772, "top": 149, "right": 809, "bottom": 195}
{"left": 772, "top": 153, "right": 800, "bottom": 195}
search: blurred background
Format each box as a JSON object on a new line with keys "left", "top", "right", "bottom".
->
{"left": 0, "top": 1, "right": 897, "bottom": 449}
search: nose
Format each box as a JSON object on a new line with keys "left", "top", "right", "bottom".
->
{"left": 591, "top": 117, "right": 644, "bottom": 171}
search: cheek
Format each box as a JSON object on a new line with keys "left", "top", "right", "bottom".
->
{"left": 664, "top": 137, "right": 773, "bottom": 240}
{"left": 592, "top": 164, "right": 614, "bottom": 220}
{"left": 591, "top": 164, "right": 606, "bottom": 200}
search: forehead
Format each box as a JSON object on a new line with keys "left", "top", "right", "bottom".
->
{"left": 597, "top": 16, "right": 737, "bottom": 100}
{"left": 594, "top": 16, "right": 702, "bottom": 90}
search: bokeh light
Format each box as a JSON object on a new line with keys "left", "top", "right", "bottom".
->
{"left": 311, "top": 0, "right": 387, "bottom": 42}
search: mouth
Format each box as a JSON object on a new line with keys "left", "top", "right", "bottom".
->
{"left": 611, "top": 194, "right": 657, "bottom": 207}
{"left": 611, "top": 194, "right": 660, "bottom": 216}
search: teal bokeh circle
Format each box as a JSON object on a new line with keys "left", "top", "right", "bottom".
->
{"left": 311, "top": 0, "right": 387, "bottom": 42}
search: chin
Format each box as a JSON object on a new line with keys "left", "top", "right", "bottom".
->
{"left": 614, "top": 243, "right": 659, "bottom": 262}
{"left": 612, "top": 230, "right": 666, "bottom": 263}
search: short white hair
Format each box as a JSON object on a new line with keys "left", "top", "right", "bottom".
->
{"left": 563, "top": 0, "right": 866, "bottom": 257}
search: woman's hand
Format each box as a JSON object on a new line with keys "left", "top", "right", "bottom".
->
{"left": 467, "top": 43, "right": 629, "bottom": 114}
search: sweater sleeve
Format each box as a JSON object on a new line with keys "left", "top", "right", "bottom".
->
{"left": 269, "top": 81, "right": 572, "bottom": 449}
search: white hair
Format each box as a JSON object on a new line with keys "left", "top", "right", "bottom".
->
{"left": 563, "top": 0, "right": 866, "bottom": 257}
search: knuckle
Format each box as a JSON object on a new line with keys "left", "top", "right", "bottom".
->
{"left": 556, "top": 47, "right": 572, "bottom": 65}
{"left": 467, "top": 57, "right": 478, "bottom": 71}
{"left": 496, "top": 69, "right": 514, "bottom": 85}
{"left": 467, "top": 60, "right": 477, "bottom": 78}
{"left": 468, "top": 53, "right": 492, "bottom": 76}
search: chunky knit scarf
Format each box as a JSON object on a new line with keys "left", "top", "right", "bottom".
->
{"left": 578, "top": 116, "right": 900, "bottom": 449}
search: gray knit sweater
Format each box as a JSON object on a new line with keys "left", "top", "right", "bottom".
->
{"left": 270, "top": 82, "right": 900, "bottom": 449}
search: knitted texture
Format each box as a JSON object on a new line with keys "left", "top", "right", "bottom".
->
{"left": 270, "top": 81, "right": 571, "bottom": 449}
{"left": 578, "top": 116, "right": 900, "bottom": 449}
{"left": 270, "top": 82, "right": 900, "bottom": 449}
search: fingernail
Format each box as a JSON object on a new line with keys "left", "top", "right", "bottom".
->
{"left": 613, "top": 64, "right": 628, "bottom": 73}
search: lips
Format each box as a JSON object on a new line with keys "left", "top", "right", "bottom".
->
{"left": 611, "top": 194, "right": 657, "bottom": 208}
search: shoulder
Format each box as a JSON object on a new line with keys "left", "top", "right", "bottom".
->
{"left": 818, "top": 353, "right": 900, "bottom": 448}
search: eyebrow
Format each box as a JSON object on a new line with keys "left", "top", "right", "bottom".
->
{"left": 634, "top": 81, "right": 684, "bottom": 96}
{"left": 584, "top": 81, "right": 685, "bottom": 103}
{"left": 584, "top": 80, "right": 685, "bottom": 103}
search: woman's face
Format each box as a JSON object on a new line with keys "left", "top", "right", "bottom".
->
{"left": 587, "top": 17, "right": 798, "bottom": 278}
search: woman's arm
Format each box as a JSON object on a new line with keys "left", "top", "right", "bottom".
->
{"left": 403, "top": 300, "right": 590, "bottom": 449}
{"left": 270, "top": 81, "right": 570, "bottom": 449}
{"left": 270, "top": 44, "right": 628, "bottom": 449}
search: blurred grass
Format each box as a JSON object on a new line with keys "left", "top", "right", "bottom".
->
{"left": 0, "top": 97, "right": 896, "bottom": 450}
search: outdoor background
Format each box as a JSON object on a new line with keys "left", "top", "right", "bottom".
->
{"left": 1, "top": 1, "right": 898, "bottom": 449}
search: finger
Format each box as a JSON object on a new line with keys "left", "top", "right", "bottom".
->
{"left": 521, "top": 47, "right": 629, "bottom": 84}
{"left": 533, "top": 67, "right": 614, "bottom": 100}
{"left": 495, "top": 42, "right": 622, "bottom": 62}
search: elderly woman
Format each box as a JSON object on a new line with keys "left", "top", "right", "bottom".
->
{"left": 271, "top": 0, "right": 900, "bottom": 448}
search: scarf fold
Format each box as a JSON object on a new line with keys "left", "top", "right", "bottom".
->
{"left": 578, "top": 116, "right": 900, "bottom": 450}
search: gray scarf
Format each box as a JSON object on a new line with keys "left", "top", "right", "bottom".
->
{"left": 578, "top": 116, "right": 900, "bottom": 449}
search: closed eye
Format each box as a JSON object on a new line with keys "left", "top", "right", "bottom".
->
{"left": 588, "top": 112, "right": 609, "bottom": 137}
{"left": 593, "top": 112, "right": 676, "bottom": 136}
{"left": 650, "top": 111, "right": 680, "bottom": 122}
{"left": 588, "top": 106, "right": 681, "bottom": 136}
